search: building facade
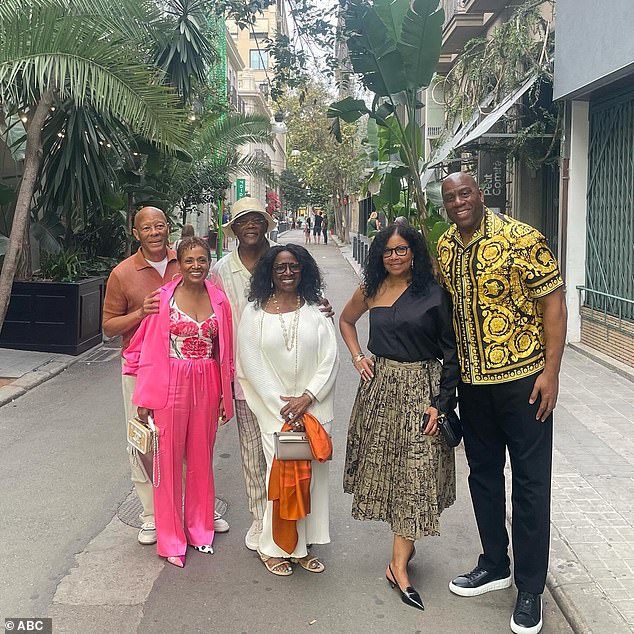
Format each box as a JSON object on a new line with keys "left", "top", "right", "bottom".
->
{"left": 554, "top": 0, "right": 634, "bottom": 368}
{"left": 228, "top": 0, "right": 288, "bottom": 206}
{"left": 426, "top": 0, "right": 559, "bottom": 249}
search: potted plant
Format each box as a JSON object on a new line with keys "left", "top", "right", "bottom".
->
{"left": 0, "top": 251, "right": 105, "bottom": 355}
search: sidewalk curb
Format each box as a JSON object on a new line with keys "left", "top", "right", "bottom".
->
{"left": 0, "top": 344, "right": 103, "bottom": 408}
{"left": 569, "top": 341, "right": 634, "bottom": 384}
{"left": 330, "top": 234, "right": 592, "bottom": 634}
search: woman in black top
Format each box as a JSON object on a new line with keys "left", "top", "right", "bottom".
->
{"left": 339, "top": 223, "right": 459, "bottom": 611}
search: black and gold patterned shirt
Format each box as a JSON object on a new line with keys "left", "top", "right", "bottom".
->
{"left": 437, "top": 208, "right": 563, "bottom": 385}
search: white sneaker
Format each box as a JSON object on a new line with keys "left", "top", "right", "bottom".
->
{"left": 214, "top": 511, "right": 230, "bottom": 533}
{"left": 137, "top": 522, "right": 157, "bottom": 545}
{"left": 245, "top": 519, "right": 263, "bottom": 551}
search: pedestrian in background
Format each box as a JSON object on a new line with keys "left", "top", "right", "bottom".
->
{"left": 304, "top": 216, "right": 312, "bottom": 244}
{"left": 322, "top": 213, "right": 328, "bottom": 244}
{"left": 313, "top": 211, "right": 323, "bottom": 244}
{"left": 123, "top": 237, "right": 234, "bottom": 568}
{"left": 367, "top": 211, "right": 380, "bottom": 236}
{"left": 237, "top": 244, "right": 338, "bottom": 576}
{"left": 339, "top": 223, "right": 460, "bottom": 611}
{"left": 172, "top": 223, "right": 194, "bottom": 253}
{"left": 439, "top": 172, "right": 567, "bottom": 634}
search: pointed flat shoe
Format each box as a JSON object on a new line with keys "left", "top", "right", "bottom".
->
{"left": 166, "top": 555, "right": 186, "bottom": 568}
{"left": 386, "top": 564, "right": 424, "bottom": 610}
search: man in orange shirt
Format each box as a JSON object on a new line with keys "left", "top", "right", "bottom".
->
{"left": 103, "top": 207, "right": 231, "bottom": 544}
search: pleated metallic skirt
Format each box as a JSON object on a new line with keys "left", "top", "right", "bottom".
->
{"left": 343, "top": 356, "right": 456, "bottom": 540}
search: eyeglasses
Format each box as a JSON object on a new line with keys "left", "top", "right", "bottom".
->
{"left": 273, "top": 262, "right": 302, "bottom": 274}
{"left": 232, "top": 215, "right": 267, "bottom": 228}
{"left": 382, "top": 245, "right": 411, "bottom": 258}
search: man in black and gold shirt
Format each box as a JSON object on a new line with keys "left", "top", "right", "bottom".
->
{"left": 438, "top": 173, "right": 567, "bottom": 634}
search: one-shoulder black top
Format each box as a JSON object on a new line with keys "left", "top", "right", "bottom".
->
{"left": 367, "top": 282, "right": 459, "bottom": 413}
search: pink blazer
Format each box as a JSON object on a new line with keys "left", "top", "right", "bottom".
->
{"left": 123, "top": 277, "right": 235, "bottom": 419}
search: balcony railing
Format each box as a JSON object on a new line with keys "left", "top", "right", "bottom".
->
{"left": 441, "top": 0, "right": 465, "bottom": 27}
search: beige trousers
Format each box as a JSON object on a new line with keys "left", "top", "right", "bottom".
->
{"left": 122, "top": 370, "right": 155, "bottom": 525}
{"left": 235, "top": 399, "right": 267, "bottom": 521}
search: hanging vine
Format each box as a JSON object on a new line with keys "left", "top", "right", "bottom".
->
{"left": 440, "top": 0, "right": 560, "bottom": 167}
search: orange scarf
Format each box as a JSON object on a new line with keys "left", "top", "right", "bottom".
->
{"left": 268, "top": 412, "right": 332, "bottom": 554}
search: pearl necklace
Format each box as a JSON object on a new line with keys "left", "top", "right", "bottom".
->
{"left": 271, "top": 293, "right": 301, "bottom": 351}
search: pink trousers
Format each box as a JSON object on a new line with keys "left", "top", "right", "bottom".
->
{"left": 153, "top": 357, "right": 221, "bottom": 557}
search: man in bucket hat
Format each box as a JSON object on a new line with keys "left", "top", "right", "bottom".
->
{"left": 212, "top": 197, "right": 333, "bottom": 551}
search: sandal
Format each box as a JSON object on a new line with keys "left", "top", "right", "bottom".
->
{"left": 257, "top": 549, "right": 293, "bottom": 576}
{"left": 291, "top": 554, "right": 325, "bottom": 573}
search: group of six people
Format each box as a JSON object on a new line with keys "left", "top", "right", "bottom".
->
{"left": 102, "top": 172, "right": 566, "bottom": 634}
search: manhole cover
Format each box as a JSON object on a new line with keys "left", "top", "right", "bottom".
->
{"left": 117, "top": 490, "right": 228, "bottom": 528}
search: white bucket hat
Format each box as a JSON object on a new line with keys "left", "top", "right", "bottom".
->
{"left": 222, "top": 197, "right": 277, "bottom": 237}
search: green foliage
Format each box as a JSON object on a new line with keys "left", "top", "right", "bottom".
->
{"left": 215, "top": 0, "right": 338, "bottom": 101}
{"left": 281, "top": 81, "right": 364, "bottom": 233}
{"left": 35, "top": 101, "right": 132, "bottom": 243}
{"left": 156, "top": 0, "right": 218, "bottom": 105}
{"left": 0, "top": 0, "right": 190, "bottom": 150}
{"left": 330, "top": 0, "right": 445, "bottom": 233}
{"left": 279, "top": 169, "right": 308, "bottom": 215}
{"left": 440, "top": 0, "right": 559, "bottom": 166}
{"left": 38, "top": 250, "right": 84, "bottom": 282}
{"left": 161, "top": 113, "right": 274, "bottom": 222}
{"left": 340, "top": 0, "right": 443, "bottom": 97}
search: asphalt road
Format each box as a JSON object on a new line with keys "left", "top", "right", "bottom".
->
{"left": 0, "top": 233, "right": 574, "bottom": 634}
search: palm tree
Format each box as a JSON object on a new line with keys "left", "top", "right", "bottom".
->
{"left": 0, "top": 0, "right": 190, "bottom": 331}
{"left": 166, "top": 113, "right": 276, "bottom": 224}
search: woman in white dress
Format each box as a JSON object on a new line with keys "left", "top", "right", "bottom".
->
{"left": 237, "top": 244, "right": 339, "bottom": 576}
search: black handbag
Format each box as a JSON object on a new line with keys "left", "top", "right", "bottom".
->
{"left": 425, "top": 366, "right": 462, "bottom": 447}
{"left": 437, "top": 410, "right": 462, "bottom": 448}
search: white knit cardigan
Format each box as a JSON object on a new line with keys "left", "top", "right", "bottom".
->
{"left": 236, "top": 302, "right": 339, "bottom": 434}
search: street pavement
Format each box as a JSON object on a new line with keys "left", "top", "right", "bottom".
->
{"left": 0, "top": 229, "right": 630, "bottom": 632}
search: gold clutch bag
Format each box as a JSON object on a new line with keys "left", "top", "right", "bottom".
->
{"left": 127, "top": 416, "right": 154, "bottom": 455}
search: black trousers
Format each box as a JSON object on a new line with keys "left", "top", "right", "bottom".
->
{"left": 459, "top": 374, "right": 553, "bottom": 594}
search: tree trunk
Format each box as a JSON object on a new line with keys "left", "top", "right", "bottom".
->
{"left": 126, "top": 191, "right": 134, "bottom": 257}
{"left": 0, "top": 91, "right": 54, "bottom": 333}
{"left": 15, "top": 220, "right": 32, "bottom": 279}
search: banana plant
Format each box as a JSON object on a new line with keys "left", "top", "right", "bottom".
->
{"left": 328, "top": 0, "right": 443, "bottom": 232}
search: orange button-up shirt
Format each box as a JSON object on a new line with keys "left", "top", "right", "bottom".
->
{"left": 103, "top": 248, "right": 178, "bottom": 351}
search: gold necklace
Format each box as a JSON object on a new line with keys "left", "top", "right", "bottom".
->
{"left": 271, "top": 293, "right": 301, "bottom": 351}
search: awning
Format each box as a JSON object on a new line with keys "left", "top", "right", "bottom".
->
{"left": 421, "top": 73, "right": 538, "bottom": 188}
{"left": 456, "top": 73, "right": 538, "bottom": 148}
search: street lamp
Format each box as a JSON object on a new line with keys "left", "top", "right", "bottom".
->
{"left": 271, "top": 111, "right": 287, "bottom": 135}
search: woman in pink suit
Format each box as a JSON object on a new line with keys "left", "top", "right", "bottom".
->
{"left": 123, "top": 237, "right": 234, "bottom": 568}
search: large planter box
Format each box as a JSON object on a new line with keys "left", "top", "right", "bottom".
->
{"left": 0, "top": 277, "right": 104, "bottom": 355}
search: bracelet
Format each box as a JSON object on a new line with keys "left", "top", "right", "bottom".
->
{"left": 352, "top": 352, "right": 365, "bottom": 364}
{"left": 303, "top": 389, "right": 316, "bottom": 404}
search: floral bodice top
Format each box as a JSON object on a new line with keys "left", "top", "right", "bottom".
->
{"left": 169, "top": 297, "right": 218, "bottom": 359}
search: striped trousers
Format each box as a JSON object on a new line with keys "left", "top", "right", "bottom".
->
{"left": 235, "top": 399, "right": 267, "bottom": 521}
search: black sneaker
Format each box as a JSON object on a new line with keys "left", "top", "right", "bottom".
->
{"left": 449, "top": 565, "right": 512, "bottom": 597}
{"left": 511, "top": 591, "right": 542, "bottom": 634}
